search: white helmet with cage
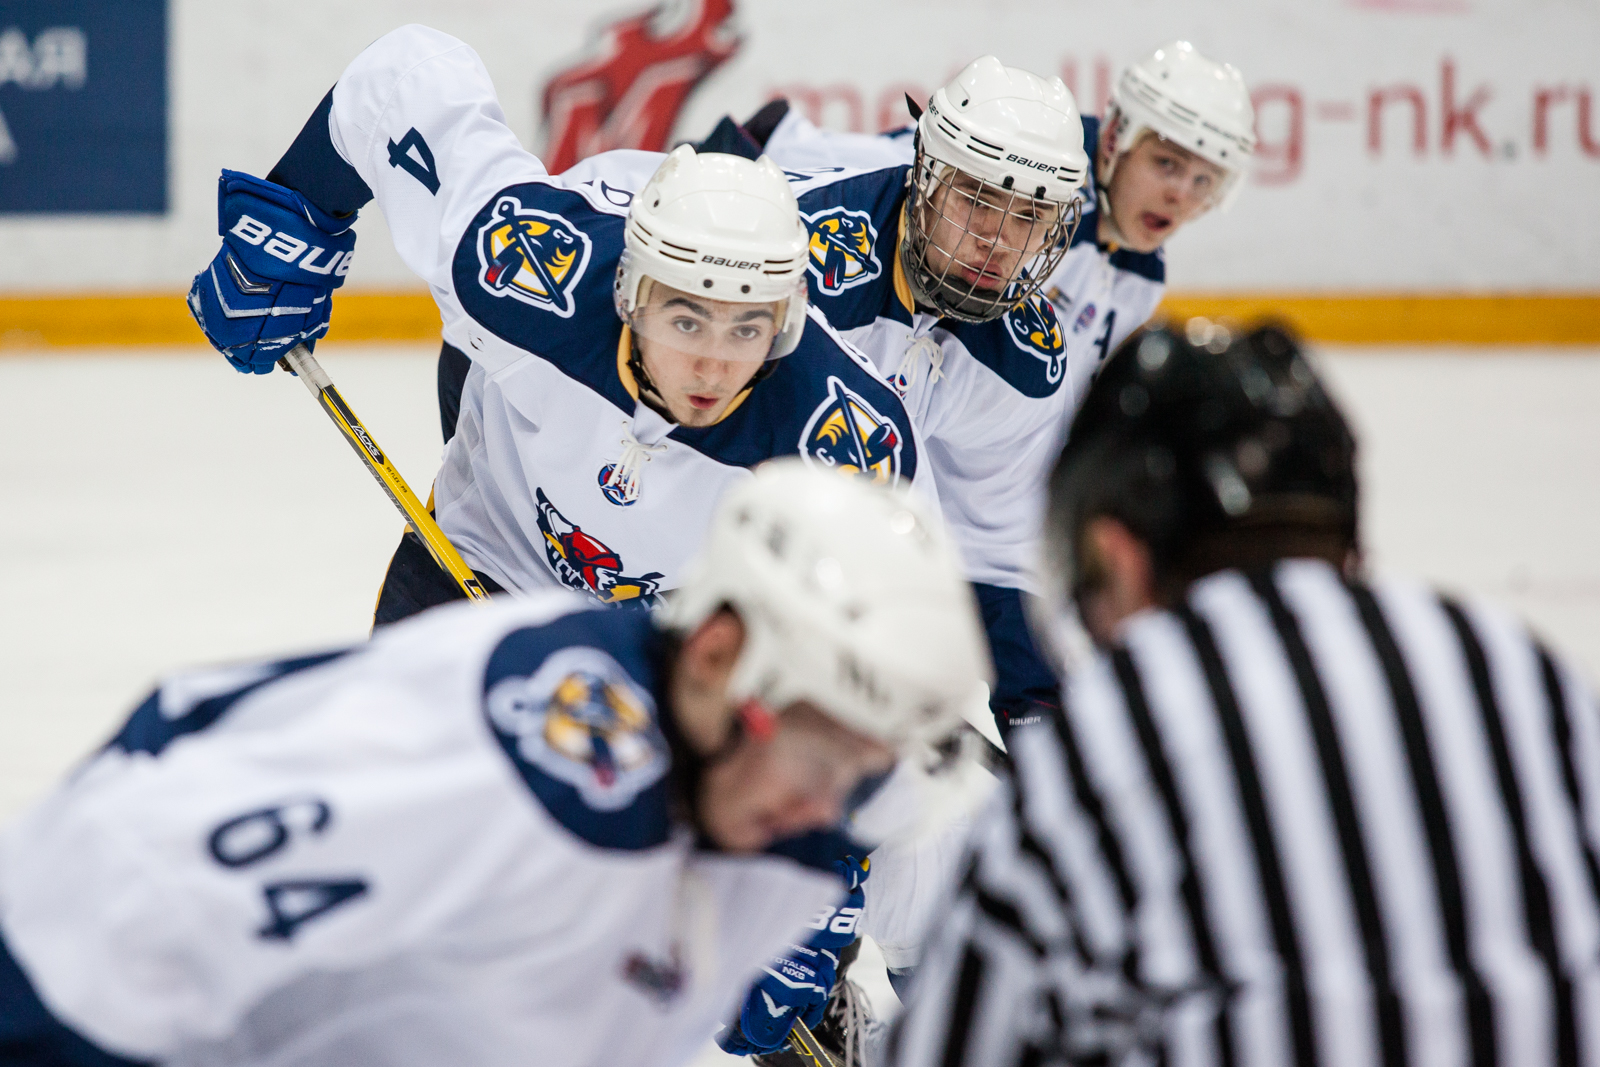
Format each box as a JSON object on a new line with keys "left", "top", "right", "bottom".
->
{"left": 904, "top": 55, "right": 1089, "bottom": 323}
{"left": 1103, "top": 41, "right": 1257, "bottom": 210}
{"left": 615, "top": 144, "right": 811, "bottom": 359}
{"left": 662, "top": 460, "right": 991, "bottom": 750}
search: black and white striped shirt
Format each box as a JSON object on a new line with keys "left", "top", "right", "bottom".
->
{"left": 888, "top": 558, "right": 1600, "bottom": 1067}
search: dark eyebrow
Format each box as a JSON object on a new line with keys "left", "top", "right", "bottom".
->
{"left": 663, "top": 296, "right": 775, "bottom": 324}
{"left": 662, "top": 296, "right": 715, "bottom": 317}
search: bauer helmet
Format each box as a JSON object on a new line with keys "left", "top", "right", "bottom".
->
{"left": 663, "top": 460, "right": 991, "bottom": 749}
{"left": 1103, "top": 42, "right": 1257, "bottom": 210}
{"left": 1041, "top": 321, "right": 1359, "bottom": 622}
{"left": 903, "top": 56, "right": 1089, "bottom": 323}
{"left": 616, "top": 144, "right": 810, "bottom": 361}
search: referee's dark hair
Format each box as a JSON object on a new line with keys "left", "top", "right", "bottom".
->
{"left": 1045, "top": 320, "right": 1360, "bottom": 644}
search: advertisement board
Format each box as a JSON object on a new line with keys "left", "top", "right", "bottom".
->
{"left": 0, "top": 0, "right": 167, "bottom": 214}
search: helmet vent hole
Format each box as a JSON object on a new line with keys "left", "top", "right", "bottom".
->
{"left": 741, "top": 284, "right": 751, "bottom": 294}
{"left": 703, "top": 279, "right": 714, "bottom": 288}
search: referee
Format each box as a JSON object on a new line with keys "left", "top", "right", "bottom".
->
{"left": 888, "top": 323, "right": 1600, "bottom": 1067}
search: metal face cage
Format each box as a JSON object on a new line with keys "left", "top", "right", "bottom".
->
{"left": 902, "top": 153, "right": 1083, "bottom": 324}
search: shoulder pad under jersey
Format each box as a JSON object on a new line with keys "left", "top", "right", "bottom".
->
{"left": 482, "top": 608, "right": 673, "bottom": 850}
{"left": 791, "top": 166, "right": 912, "bottom": 331}
{"left": 451, "top": 178, "right": 633, "bottom": 411}
{"left": 945, "top": 291, "right": 1071, "bottom": 399}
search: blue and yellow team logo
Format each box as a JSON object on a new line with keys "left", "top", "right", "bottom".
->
{"left": 1003, "top": 292, "right": 1067, "bottom": 385}
{"left": 801, "top": 207, "right": 881, "bottom": 295}
{"left": 800, "top": 377, "right": 903, "bottom": 485}
{"left": 484, "top": 647, "right": 668, "bottom": 812}
{"left": 476, "top": 195, "right": 593, "bottom": 318}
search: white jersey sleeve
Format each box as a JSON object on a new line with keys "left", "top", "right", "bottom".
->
{"left": 0, "top": 597, "right": 846, "bottom": 1067}
{"left": 761, "top": 106, "right": 915, "bottom": 173}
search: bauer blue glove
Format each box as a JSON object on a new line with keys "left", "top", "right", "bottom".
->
{"left": 717, "top": 856, "right": 868, "bottom": 1056}
{"left": 187, "top": 170, "right": 358, "bottom": 374}
{"left": 718, "top": 942, "right": 838, "bottom": 1057}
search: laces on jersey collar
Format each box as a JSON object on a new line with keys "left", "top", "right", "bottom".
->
{"left": 894, "top": 334, "right": 946, "bottom": 392}
{"left": 605, "top": 424, "right": 668, "bottom": 504}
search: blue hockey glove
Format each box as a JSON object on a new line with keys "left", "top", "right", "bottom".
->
{"left": 187, "top": 170, "right": 358, "bottom": 374}
{"left": 804, "top": 856, "right": 868, "bottom": 951}
{"left": 718, "top": 942, "right": 838, "bottom": 1057}
{"left": 716, "top": 856, "right": 868, "bottom": 1056}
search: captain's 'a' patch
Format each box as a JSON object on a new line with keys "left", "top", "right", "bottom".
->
{"left": 485, "top": 646, "right": 667, "bottom": 811}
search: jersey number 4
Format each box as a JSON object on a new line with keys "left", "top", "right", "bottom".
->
{"left": 388, "top": 128, "right": 440, "bottom": 195}
{"left": 207, "top": 799, "right": 370, "bottom": 942}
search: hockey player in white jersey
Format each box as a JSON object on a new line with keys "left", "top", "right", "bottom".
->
{"left": 696, "top": 44, "right": 1256, "bottom": 735}
{"left": 186, "top": 26, "right": 929, "bottom": 626}
{"left": 0, "top": 462, "right": 991, "bottom": 1067}
{"left": 740, "top": 41, "right": 1255, "bottom": 405}
{"left": 698, "top": 57, "right": 1091, "bottom": 742}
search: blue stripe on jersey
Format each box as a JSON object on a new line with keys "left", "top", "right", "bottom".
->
{"left": 0, "top": 929, "right": 152, "bottom": 1067}
{"left": 450, "top": 180, "right": 636, "bottom": 414}
{"left": 448, "top": 178, "right": 919, "bottom": 482}
{"left": 481, "top": 609, "right": 673, "bottom": 851}
{"left": 793, "top": 166, "right": 910, "bottom": 332}
{"left": 796, "top": 165, "right": 1071, "bottom": 399}
{"left": 108, "top": 651, "right": 349, "bottom": 758}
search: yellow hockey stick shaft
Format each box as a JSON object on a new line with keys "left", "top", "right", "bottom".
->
{"left": 278, "top": 344, "right": 490, "bottom": 603}
{"left": 788, "top": 1020, "right": 842, "bottom": 1067}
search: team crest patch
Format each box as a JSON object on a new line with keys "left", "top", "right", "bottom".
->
{"left": 1073, "top": 302, "right": 1099, "bottom": 335}
{"left": 476, "top": 195, "right": 593, "bottom": 317}
{"left": 485, "top": 646, "right": 668, "bottom": 812}
{"left": 801, "top": 207, "right": 881, "bottom": 295}
{"left": 800, "top": 377, "right": 903, "bottom": 485}
{"left": 536, "top": 489, "right": 664, "bottom": 606}
{"left": 1004, "top": 293, "right": 1067, "bottom": 385}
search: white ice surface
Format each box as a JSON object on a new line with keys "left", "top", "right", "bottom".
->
{"left": 2, "top": 343, "right": 1598, "bottom": 1064}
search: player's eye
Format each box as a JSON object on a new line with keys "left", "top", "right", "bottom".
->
{"left": 670, "top": 317, "right": 702, "bottom": 335}
{"left": 1193, "top": 173, "right": 1214, "bottom": 192}
{"left": 731, "top": 325, "right": 765, "bottom": 341}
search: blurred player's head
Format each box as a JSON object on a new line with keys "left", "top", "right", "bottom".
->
{"left": 1097, "top": 41, "right": 1256, "bottom": 253}
{"left": 660, "top": 460, "right": 991, "bottom": 851}
{"left": 616, "top": 145, "right": 809, "bottom": 426}
{"left": 902, "top": 56, "right": 1088, "bottom": 323}
{"left": 1041, "top": 321, "right": 1359, "bottom": 648}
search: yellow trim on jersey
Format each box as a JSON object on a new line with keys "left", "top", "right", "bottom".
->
{"left": 891, "top": 207, "right": 916, "bottom": 315}
{"left": 614, "top": 322, "right": 755, "bottom": 425}
{"left": 7, "top": 291, "right": 1600, "bottom": 348}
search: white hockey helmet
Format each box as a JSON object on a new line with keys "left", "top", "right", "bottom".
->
{"left": 1104, "top": 41, "right": 1257, "bottom": 210}
{"left": 616, "top": 144, "right": 811, "bottom": 360}
{"left": 662, "top": 460, "right": 992, "bottom": 750}
{"left": 904, "top": 56, "right": 1089, "bottom": 323}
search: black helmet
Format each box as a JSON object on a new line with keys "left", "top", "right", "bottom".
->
{"left": 1043, "top": 320, "right": 1359, "bottom": 608}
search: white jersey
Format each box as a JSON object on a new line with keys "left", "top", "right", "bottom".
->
{"left": 749, "top": 108, "right": 1154, "bottom": 595}
{"left": 0, "top": 596, "right": 850, "bottom": 1067}
{"left": 317, "top": 27, "right": 930, "bottom": 607}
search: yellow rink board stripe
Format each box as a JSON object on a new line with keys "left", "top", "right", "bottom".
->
{"left": 1, "top": 291, "right": 1598, "bottom": 348}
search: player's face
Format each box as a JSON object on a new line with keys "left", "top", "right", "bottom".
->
{"left": 1102, "top": 131, "right": 1227, "bottom": 253}
{"left": 919, "top": 169, "right": 1062, "bottom": 296}
{"left": 633, "top": 282, "right": 780, "bottom": 427}
{"left": 698, "top": 704, "right": 896, "bottom": 852}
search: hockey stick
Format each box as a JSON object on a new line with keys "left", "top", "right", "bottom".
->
{"left": 789, "top": 1020, "right": 842, "bottom": 1067}
{"left": 277, "top": 344, "right": 490, "bottom": 603}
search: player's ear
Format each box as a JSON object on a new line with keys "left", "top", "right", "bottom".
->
{"left": 681, "top": 607, "right": 746, "bottom": 689}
